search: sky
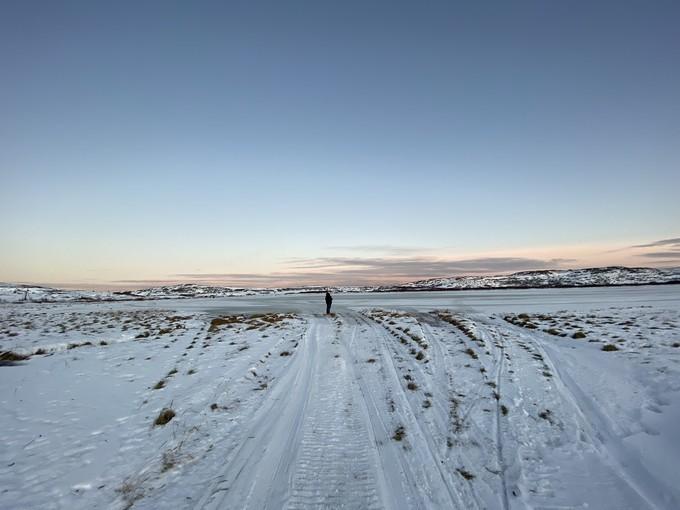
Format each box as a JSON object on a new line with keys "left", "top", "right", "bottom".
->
{"left": 1, "top": 1, "right": 679, "bottom": 289}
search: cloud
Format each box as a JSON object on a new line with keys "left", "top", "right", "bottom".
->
{"left": 325, "top": 245, "right": 428, "bottom": 255}
{"left": 171, "top": 256, "right": 573, "bottom": 287}
{"left": 628, "top": 237, "right": 680, "bottom": 262}
{"left": 632, "top": 238, "right": 680, "bottom": 248}
{"left": 637, "top": 251, "right": 680, "bottom": 259}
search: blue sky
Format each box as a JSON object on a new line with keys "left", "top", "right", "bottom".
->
{"left": 1, "top": 1, "right": 679, "bottom": 288}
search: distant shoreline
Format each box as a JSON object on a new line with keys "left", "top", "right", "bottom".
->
{"left": 2, "top": 280, "right": 679, "bottom": 305}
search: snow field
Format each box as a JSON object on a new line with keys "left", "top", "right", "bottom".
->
{"left": 1, "top": 302, "right": 679, "bottom": 509}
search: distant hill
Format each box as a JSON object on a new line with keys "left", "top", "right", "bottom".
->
{"left": 378, "top": 266, "right": 680, "bottom": 291}
{"left": 2, "top": 266, "right": 679, "bottom": 303}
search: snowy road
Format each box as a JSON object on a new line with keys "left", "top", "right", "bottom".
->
{"left": 2, "top": 291, "right": 680, "bottom": 509}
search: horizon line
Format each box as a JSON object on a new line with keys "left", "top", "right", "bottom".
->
{"left": 4, "top": 264, "right": 678, "bottom": 292}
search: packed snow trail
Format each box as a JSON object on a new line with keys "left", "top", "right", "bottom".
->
{"left": 194, "top": 315, "right": 385, "bottom": 510}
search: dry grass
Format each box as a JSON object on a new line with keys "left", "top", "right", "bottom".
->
{"left": 116, "top": 477, "right": 145, "bottom": 509}
{"left": 457, "top": 468, "right": 475, "bottom": 480}
{"left": 545, "top": 328, "right": 564, "bottom": 336}
{"left": 0, "top": 351, "right": 29, "bottom": 363}
{"left": 161, "top": 451, "right": 177, "bottom": 472}
{"left": 392, "top": 425, "right": 406, "bottom": 441}
{"left": 154, "top": 408, "right": 175, "bottom": 426}
{"left": 538, "top": 409, "right": 553, "bottom": 423}
{"left": 464, "top": 348, "right": 478, "bottom": 360}
{"left": 209, "top": 315, "right": 243, "bottom": 332}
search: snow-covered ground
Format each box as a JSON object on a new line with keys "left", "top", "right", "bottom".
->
{"left": 1, "top": 287, "right": 679, "bottom": 509}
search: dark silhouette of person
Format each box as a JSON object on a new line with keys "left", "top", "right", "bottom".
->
{"left": 325, "top": 290, "right": 333, "bottom": 315}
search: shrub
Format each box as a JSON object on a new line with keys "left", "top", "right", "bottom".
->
{"left": 601, "top": 344, "right": 619, "bottom": 351}
{"left": 572, "top": 331, "right": 586, "bottom": 339}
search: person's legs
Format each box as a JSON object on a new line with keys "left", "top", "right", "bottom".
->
{"left": 326, "top": 303, "right": 331, "bottom": 314}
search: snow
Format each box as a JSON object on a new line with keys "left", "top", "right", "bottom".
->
{"left": 394, "top": 266, "right": 680, "bottom": 291}
{"left": 1, "top": 287, "right": 679, "bottom": 509}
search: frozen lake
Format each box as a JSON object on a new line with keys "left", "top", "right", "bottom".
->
{"left": 98, "top": 283, "right": 680, "bottom": 315}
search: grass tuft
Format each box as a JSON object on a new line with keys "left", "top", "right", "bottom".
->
{"left": 154, "top": 408, "right": 175, "bottom": 427}
{"left": 457, "top": 468, "right": 475, "bottom": 480}
{"left": 392, "top": 425, "right": 406, "bottom": 441}
{"left": 464, "top": 348, "right": 478, "bottom": 360}
{"left": 0, "top": 351, "right": 29, "bottom": 363}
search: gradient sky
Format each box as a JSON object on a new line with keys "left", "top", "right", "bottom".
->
{"left": 2, "top": 1, "right": 679, "bottom": 289}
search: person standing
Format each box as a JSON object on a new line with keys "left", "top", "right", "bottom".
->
{"left": 325, "top": 290, "right": 333, "bottom": 315}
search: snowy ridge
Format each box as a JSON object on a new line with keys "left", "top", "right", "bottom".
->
{"left": 0, "top": 284, "right": 122, "bottom": 303}
{"left": 2, "top": 267, "right": 679, "bottom": 303}
{"left": 383, "top": 266, "right": 680, "bottom": 291}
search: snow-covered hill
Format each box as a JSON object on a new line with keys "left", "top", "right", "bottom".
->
{"left": 0, "top": 284, "right": 122, "bottom": 303}
{"left": 2, "top": 267, "right": 679, "bottom": 303}
{"left": 383, "top": 266, "right": 680, "bottom": 291}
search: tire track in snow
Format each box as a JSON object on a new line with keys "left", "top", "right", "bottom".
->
{"left": 283, "top": 315, "right": 383, "bottom": 509}
{"left": 286, "top": 316, "right": 382, "bottom": 509}
{"left": 488, "top": 327, "right": 510, "bottom": 510}
{"left": 340, "top": 312, "right": 417, "bottom": 510}
{"left": 193, "top": 318, "right": 319, "bottom": 510}
{"left": 524, "top": 325, "right": 678, "bottom": 510}
{"left": 358, "top": 312, "right": 477, "bottom": 509}
{"left": 480, "top": 317, "right": 675, "bottom": 509}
